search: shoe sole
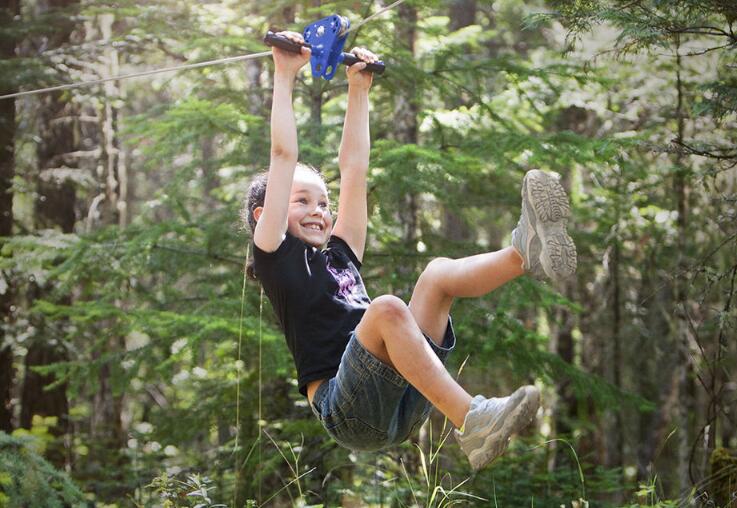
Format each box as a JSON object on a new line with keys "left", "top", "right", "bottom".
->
{"left": 523, "top": 170, "right": 577, "bottom": 281}
{"left": 467, "top": 385, "right": 540, "bottom": 470}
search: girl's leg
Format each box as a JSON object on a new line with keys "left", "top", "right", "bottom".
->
{"left": 354, "top": 295, "right": 472, "bottom": 428}
{"left": 409, "top": 246, "right": 524, "bottom": 344}
{"left": 353, "top": 171, "right": 574, "bottom": 470}
{"left": 409, "top": 167, "right": 578, "bottom": 344}
{"left": 352, "top": 248, "right": 522, "bottom": 426}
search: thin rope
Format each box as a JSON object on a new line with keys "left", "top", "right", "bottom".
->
{"left": 0, "top": 51, "right": 271, "bottom": 100}
{"left": 0, "top": 0, "right": 407, "bottom": 101}
{"left": 257, "top": 286, "right": 264, "bottom": 505}
{"left": 233, "top": 243, "right": 250, "bottom": 508}
{"left": 343, "top": 0, "right": 407, "bottom": 35}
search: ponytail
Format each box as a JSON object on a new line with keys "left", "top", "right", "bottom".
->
{"left": 242, "top": 171, "right": 269, "bottom": 281}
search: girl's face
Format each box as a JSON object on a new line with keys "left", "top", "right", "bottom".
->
{"left": 287, "top": 169, "right": 333, "bottom": 247}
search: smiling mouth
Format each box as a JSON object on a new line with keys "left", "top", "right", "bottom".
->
{"left": 302, "top": 223, "right": 323, "bottom": 232}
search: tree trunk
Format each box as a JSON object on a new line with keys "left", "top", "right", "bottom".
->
{"left": 21, "top": 0, "right": 81, "bottom": 469}
{"left": 394, "top": 2, "right": 419, "bottom": 265}
{"left": 100, "top": 13, "right": 126, "bottom": 229}
{"left": 244, "top": 50, "right": 267, "bottom": 167}
{"left": 441, "top": 0, "right": 476, "bottom": 244}
{"left": 245, "top": 58, "right": 264, "bottom": 117}
{"left": 721, "top": 299, "right": 736, "bottom": 448}
{"left": 720, "top": 261, "right": 737, "bottom": 449}
{"left": 244, "top": 55, "right": 266, "bottom": 165}
{"left": 449, "top": 0, "right": 476, "bottom": 31}
{"left": 549, "top": 107, "right": 599, "bottom": 472}
{"left": 20, "top": 288, "right": 70, "bottom": 469}
{"left": 672, "top": 38, "right": 693, "bottom": 493}
{"left": 0, "top": 0, "right": 19, "bottom": 434}
{"left": 638, "top": 272, "right": 672, "bottom": 478}
{"left": 603, "top": 171, "right": 623, "bottom": 470}
{"left": 19, "top": 326, "right": 69, "bottom": 431}
{"left": 84, "top": 14, "right": 129, "bottom": 501}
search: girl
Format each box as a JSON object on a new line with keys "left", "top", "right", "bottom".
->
{"left": 244, "top": 31, "right": 577, "bottom": 471}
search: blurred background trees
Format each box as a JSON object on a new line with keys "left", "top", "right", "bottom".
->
{"left": 0, "top": 0, "right": 735, "bottom": 506}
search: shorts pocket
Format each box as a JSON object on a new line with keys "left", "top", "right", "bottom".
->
{"left": 336, "top": 416, "right": 389, "bottom": 452}
{"left": 321, "top": 411, "right": 344, "bottom": 433}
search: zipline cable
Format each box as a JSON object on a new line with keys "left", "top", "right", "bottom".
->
{"left": 0, "top": 51, "right": 272, "bottom": 100}
{"left": 0, "top": 0, "right": 408, "bottom": 101}
{"left": 342, "top": 0, "right": 406, "bottom": 35}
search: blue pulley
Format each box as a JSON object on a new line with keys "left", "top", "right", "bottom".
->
{"left": 264, "top": 14, "right": 385, "bottom": 81}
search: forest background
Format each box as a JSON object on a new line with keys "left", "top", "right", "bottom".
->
{"left": 0, "top": 0, "right": 735, "bottom": 506}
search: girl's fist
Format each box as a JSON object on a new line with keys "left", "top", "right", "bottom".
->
{"left": 272, "top": 31, "right": 311, "bottom": 77}
{"left": 346, "top": 47, "right": 379, "bottom": 89}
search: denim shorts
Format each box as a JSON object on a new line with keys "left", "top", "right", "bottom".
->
{"left": 310, "top": 319, "right": 455, "bottom": 451}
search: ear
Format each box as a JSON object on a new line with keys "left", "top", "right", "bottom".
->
{"left": 253, "top": 206, "right": 264, "bottom": 222}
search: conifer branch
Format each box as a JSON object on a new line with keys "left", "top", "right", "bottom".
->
{"left": 671, "top": 139, "right": 737, "bottom": 161}
{"left": 638, "top": 232, "right": 737, "bottom": 305}
{"left": 677, "top": 42, "right": 735, "bottom": 57}
{"left": 667, "top": 26, "right": 732, "bottom": 39}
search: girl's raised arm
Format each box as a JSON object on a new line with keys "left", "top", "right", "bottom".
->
{"left": 332, "top": 48, "right": 378, "bottom": 263}
{"left": 253, "top": 32, "right": 310, "bottom": 253}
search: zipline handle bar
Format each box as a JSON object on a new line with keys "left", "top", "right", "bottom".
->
{"left": 264, "top": 15, "right": 385, "bottom": 81}
{"left": 340, "top": 52, "right": 385, "bottom": 74}
{"left": 263, "top": 31, "right": 386, "bottom": 76}
{"left": 263, "top": 31, "right": 311, "bottom": 54}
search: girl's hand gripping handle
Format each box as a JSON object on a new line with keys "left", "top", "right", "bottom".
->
{"left": 264, "top": 31, "right": 311, "bottom": 54}
{"left": 342, "top": 53, "right": 385, "bottom": 74}
{"left": 345, "top": 47, "right": 381, "bottom": 91}
{"left": 266, "top": 31, "right": 311, "bottom": 78}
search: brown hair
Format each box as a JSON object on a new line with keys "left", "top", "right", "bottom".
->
{"left": 242, "top": 163, "right": 324, "bottom": 280}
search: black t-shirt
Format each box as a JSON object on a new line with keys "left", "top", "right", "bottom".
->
{"left": 253, "top": 233, "right": 371, "bottom": 396}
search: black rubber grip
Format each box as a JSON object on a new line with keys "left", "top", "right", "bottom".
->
{"left": 264, "top": 31, "right": 310, "bottom": 54}
{"left": 341, "top": 53, "right": 385, "bottom": 74}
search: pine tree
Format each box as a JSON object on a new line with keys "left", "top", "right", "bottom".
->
{"left": 0, "top": 0, "right": 19, "bottom": 435}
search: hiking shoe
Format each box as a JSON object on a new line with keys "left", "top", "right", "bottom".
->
{"left": 511, "top": 170, "right": 577, "bottom": 282}
{"left": 454, "top": 385, "right": 540, "bottom": 471}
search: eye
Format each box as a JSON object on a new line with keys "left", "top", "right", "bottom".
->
{"left": 296, "top": 198, "right": 308, "bottom": 204}
{"left": 319, "top": 201, "right": 329, "bottom": 208}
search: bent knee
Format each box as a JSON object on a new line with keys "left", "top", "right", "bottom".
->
{"left": 418, "top": 257, "right": 452, "bottom": 287}
{"left": 425, "top": 256, "right": 452, "bottom": 275}
{"left": 369, "top": 295, "right": 410, "bottom": 322}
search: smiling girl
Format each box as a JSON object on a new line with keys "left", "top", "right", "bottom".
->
{"left": 243, "top": 31, "right": 576, "bottom": 470}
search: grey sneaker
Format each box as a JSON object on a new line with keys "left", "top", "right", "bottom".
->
{"left": 511, "top": 170, "right": 577, "bottom": 282}
{"left": 454, "top": 385, "right": 540, "bottom": 471}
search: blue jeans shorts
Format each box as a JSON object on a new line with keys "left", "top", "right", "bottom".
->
{"left": 310, "top": 319, "right": 456, "bottom": 451}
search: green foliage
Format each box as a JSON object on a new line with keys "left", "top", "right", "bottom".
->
{"left": 2, "top": 0, "right": 735, "bottom": 505}
{"left": 0, "top": 432, "right": 86, "bottom": 508}
{"left": 144, "top": 472, "right": 229, "bottom": 508}
{"left": 10, "top": 415, "right": 58, "bottom": 455}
